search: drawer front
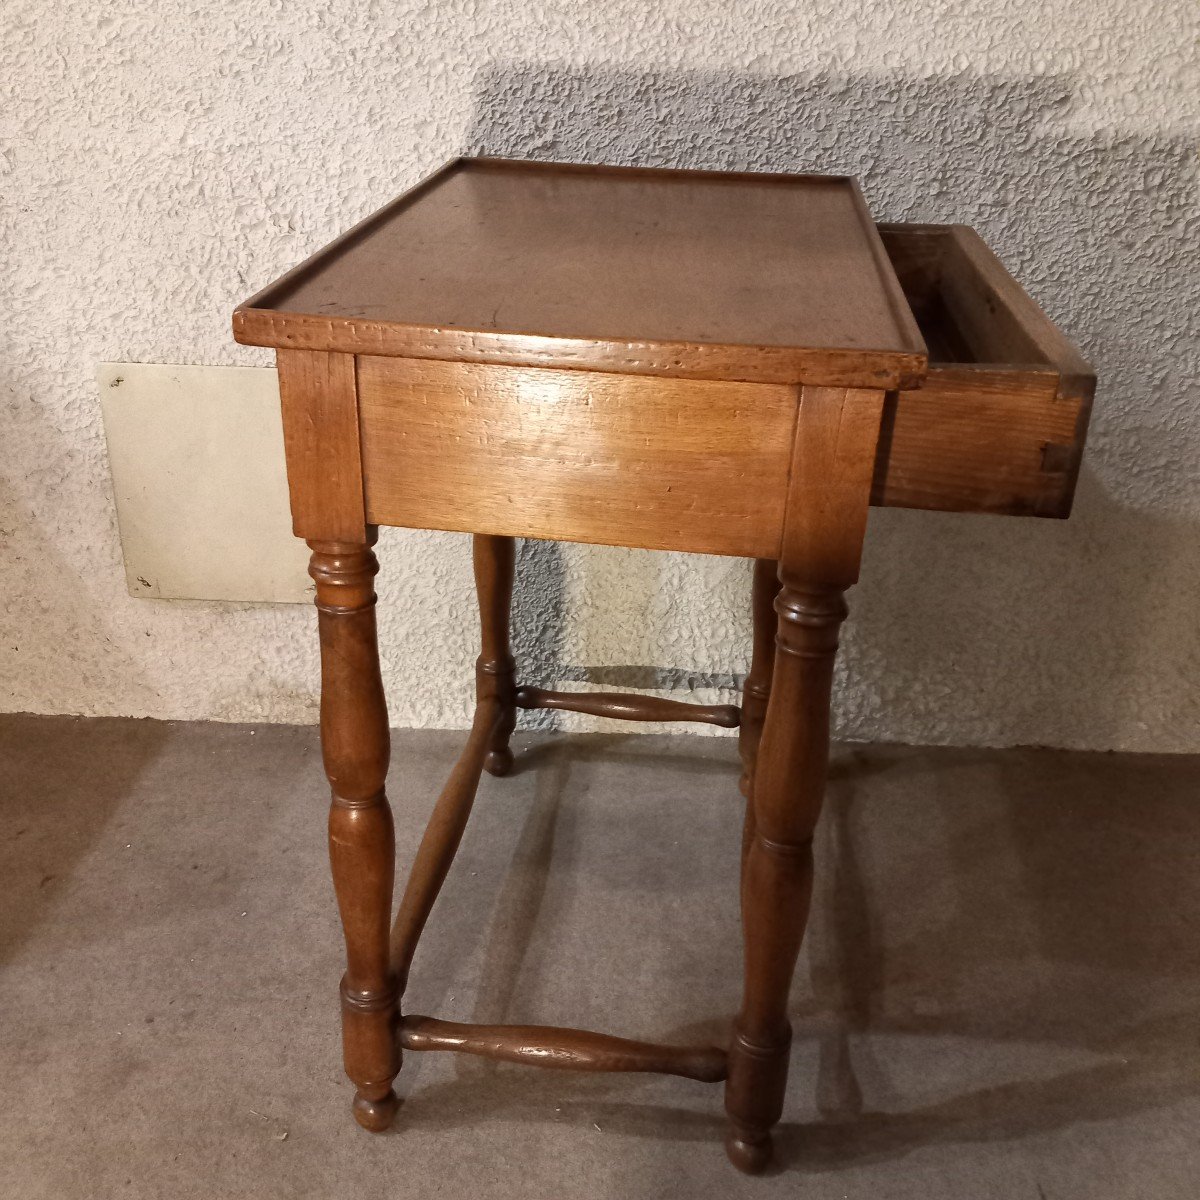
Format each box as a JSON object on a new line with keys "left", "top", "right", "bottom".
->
{"left": 875, "top": 366, "right": 1083, "bottom": 517}
{"left": 357, "top": 357, "right": 797, "bottom": 557}
{"left": 878, "top": 223, "right": 1094, "bottom": 518}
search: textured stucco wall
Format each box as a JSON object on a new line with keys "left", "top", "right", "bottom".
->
{"left": 3, "top": 1, "right": 1198, "bottom": 750}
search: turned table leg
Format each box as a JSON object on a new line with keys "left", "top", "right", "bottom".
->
{"left": 309, "top": 534, "right": 401, "bottom": 1132}
{"left": 725, "top": 582, "right": 847, "bottom": 1171}
{"left": 474, "top": 534, "right": 517, "bottom": 777}
{"left": 739, "top": 558, "right": 781, "bottom": 866}
{"left": 725, "top": 384, "right": 885, "bottom": 1173}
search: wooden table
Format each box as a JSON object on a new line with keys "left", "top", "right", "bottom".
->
{"left": 234, "top": 158, "right": 1093, "bottom": 1173}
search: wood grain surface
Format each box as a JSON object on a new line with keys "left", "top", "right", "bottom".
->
{"left": 235, "top": 158, "right": 926, "bottom": 389}
{"left": 238, "top": 164, "right": 1095, "bottom": 1173}
{"left": 399, "top": 1015, "right": 728, "bottom": 1083}
{"left": 877, "top": 223, "right": 1094, "bottom": 518}
{"left": 276, "top": 350, "right": 366, "bottom": 542}
{"left": 358, "top": 356, "right": 798, "bottom": 557}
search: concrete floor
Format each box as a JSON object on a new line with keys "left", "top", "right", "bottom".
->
{"left": 1, "top": 715, "right": 1198, "bottom": 1199}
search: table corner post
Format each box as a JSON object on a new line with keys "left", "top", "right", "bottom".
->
{"left": 725, "top": 385, "right": 885, "bottom": 1173}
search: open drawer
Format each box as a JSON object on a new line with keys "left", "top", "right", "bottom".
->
{"left": 875, "top": 223, "right": 1094, "bottom": 518}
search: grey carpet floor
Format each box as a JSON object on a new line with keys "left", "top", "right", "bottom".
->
{"left": 1, "top": 714, "right": 1198, "bottom": 1199}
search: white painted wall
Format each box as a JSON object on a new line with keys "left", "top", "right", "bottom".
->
{"left": 3, "top": 1, "right": 1198, "bottom": 750}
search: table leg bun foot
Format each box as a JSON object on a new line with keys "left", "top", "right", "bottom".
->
{"left": 352, "top": 1088, "right": 399, "bottom": 1132}
{"left": 725, "top": 1125, "right": 773, "bottom": 1174}
{"left": 484, "top": 746, "right": 514, "bottom": 777}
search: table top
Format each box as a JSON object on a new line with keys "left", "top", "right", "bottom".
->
{"left": 235, "top": 158, "right": 927, "bottom": 389}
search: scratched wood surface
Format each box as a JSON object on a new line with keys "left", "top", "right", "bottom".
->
{"left": 257, "top": 215, "right": 1092, "bottom": 528}
{"left": 235, "top": 157, "right": 926, "bottom": 389}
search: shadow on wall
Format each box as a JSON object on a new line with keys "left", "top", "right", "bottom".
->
{"left": 461, "top": 63, "right": 1199, "bottom": 751}
{"left": 511, "top": 536, "right": 568, "bottom": 732}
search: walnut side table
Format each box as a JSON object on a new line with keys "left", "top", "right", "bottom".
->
{"left": 234, "top": 158, "right": 1093, "bottom": 1173}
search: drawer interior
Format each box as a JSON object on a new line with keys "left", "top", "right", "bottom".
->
{"left": 872, "top": 222, "right": 1094, "bottom": 519}
{"left": 879, "top": 223, "right": 1065, "bottom": 367}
